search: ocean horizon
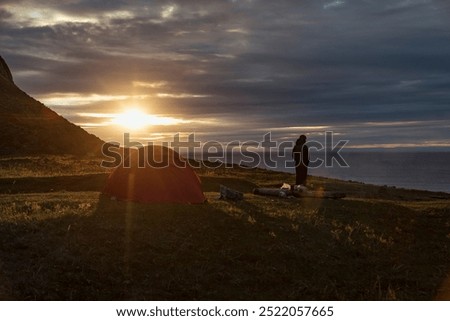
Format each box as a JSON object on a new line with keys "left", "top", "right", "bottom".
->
{"left": 190, "top": 151, "right": 450, "bottom": 193}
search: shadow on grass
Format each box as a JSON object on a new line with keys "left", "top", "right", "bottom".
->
{"left": 0, "top": 174, "right": 256, "bottom": 195}
{"left": 0, "top": 196, "right": 308, "bottom": 300}
{"left": 0, "top": 174, "right": 109, "bottom": 194}
{"left": 0, "top": 192, "right": 449, "bottom": 300}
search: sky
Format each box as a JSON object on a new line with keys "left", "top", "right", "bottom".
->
{"left": 1, "top": 0, "right": 450, "bottom": 149}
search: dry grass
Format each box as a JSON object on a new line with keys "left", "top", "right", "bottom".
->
{"left": 0, "top": 155, "right": 109, "bottom": 178}
{"left": 0, "top": 157, "right": 449, "bottom": 300}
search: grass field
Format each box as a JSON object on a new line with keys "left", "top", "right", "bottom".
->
{"left": 0, "top": 156, "right": 449, "bottom": 300}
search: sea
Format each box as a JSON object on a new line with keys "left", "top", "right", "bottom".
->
{"left": 192, "top": 151, "right": 450, "bottom": 193}
{"left": 301, "top": 151, "right": 450, "bottom": 193}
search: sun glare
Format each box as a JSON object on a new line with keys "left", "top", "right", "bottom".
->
{"left": 112, "top": 109, "right": 187, "bottom": 130}
{"left": 113, "top": 109, "right": 149, "bottom": 129}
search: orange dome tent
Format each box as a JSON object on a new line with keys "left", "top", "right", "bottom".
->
{"left": 103, "top": 146, "right": 206, "bottom": 204}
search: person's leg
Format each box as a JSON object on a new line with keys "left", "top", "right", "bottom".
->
{"left": 295, "top": 166, "right": 302, "bottom": 185}
{"left": 298, "top": 165, "right": 307, "bottom": 185}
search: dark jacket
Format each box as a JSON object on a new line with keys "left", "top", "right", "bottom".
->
{"left": 292, "top": 141, "right": 309, "bottom": 167}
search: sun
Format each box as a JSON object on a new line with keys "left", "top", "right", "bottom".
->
{"left": 112, "top": 108, "right": 187, "bottom": 130}
{"left": 113, "top": 109, "right": 150, "bottom": 130}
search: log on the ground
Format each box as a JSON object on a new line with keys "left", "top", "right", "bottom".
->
{"left": 219, "top": 185, "right": 244, "bottom": 200}
{"left": 253, "top": 187, "right": 292, "bottom": 198}
{"left": 253, "top": 187, "right": 345, "bottom": 199}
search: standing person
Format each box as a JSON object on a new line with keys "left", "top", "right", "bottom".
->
{"left": 292, "top": 135, "right": 309, "bottom": 185}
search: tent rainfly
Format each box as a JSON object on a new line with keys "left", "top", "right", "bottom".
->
{"left": 103, "top": 146, "right": 206, "bottom": 204}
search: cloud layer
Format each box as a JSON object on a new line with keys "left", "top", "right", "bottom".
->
{"left": 1, "top": 0, "right": 449, "bottom": 148}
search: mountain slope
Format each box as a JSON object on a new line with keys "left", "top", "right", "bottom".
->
{"left": 0, "top": 56, "right": 104, "bottom": 156}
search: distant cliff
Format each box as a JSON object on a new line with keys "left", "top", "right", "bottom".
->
{"left": 0, "top": 55, "right": 104, "bottom": 156}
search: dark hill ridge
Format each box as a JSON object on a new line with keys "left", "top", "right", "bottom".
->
{"left": 0, "top": 56, "right": 13, "bottom": 83}
{"left": 0, "top": 55, "right": 104, "bottom": 156}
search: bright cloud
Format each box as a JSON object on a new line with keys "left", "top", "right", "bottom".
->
{"left": 37, "top": 93, "right": 149, "bottom": 106}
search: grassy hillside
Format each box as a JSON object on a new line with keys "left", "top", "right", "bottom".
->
{"left": 0, "top": 156, "right": 449, "bottom": 300}
{"left": 0, "top": 56, "right": 104, "bottom": 156}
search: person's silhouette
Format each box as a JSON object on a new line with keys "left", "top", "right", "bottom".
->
{"left": 292, "top": 135, "right": 309, "bottom": 185}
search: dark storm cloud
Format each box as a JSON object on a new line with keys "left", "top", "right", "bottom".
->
{"left": 1, "top": 0, "right": 449, "bottom": 147}
{"left": 0, "top": 8, "right": 12, "bottom": 19}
